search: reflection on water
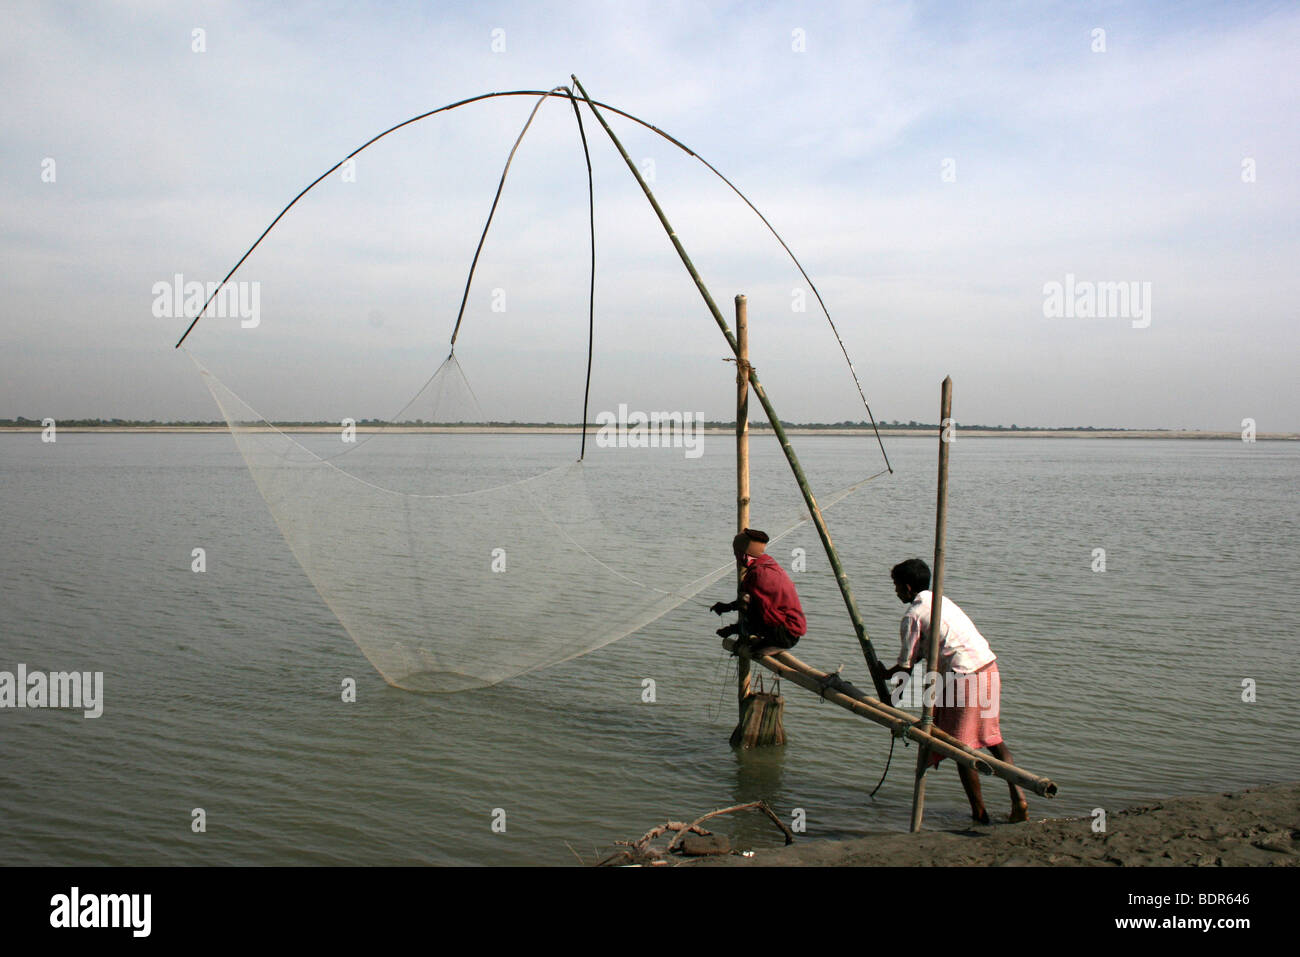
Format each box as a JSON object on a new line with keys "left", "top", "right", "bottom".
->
{"left": 727, "top": 744, "right": 791, "bottom": 852}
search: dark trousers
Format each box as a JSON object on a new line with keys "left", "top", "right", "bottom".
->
{"left": 741, "top": 611, "right": 799, "bottom": 650}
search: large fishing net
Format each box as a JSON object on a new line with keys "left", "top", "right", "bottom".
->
{"left": 194, "top": 351, "right": 877, "bottom": 691}
{"left": 180, "top": 83, "right": 890, "bottom": 692}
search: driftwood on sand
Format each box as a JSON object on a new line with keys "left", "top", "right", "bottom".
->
{"left": 594, "top": 800, "right": 795, "bottom": 866}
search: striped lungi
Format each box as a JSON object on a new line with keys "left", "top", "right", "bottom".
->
{"left": 929, "top": 659, "right": 1002, "bottom": 768}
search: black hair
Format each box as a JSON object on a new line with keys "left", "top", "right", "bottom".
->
{"left": 890, "top": 558, "right": 930, "bottom": 592}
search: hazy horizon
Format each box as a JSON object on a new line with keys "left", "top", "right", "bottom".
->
{"left": 1, "top": 415, "right": 1291, "bottom": 433}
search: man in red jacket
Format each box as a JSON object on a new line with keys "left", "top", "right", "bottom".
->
{"left": 711, "top": 528, "right": 806, "bottom": 652}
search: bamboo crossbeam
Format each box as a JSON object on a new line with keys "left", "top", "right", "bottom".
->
{"left": 722, "top": 637, "right": 991, "bottom": 774}
{"left": 721, "top": 637, "right": 1059, "bottom": 798}
{"left": 852, "top": 685, "right": 1058, "bottom": 798}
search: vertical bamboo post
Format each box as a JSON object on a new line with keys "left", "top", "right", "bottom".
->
{"left": 910, "top": 376, "right": 953, "bottom": 832}
{"left": 571, "top": 75, "right": 892, "bottom": 701}
{"left": 735, "top": 295, "right": 752, "bottom": 719}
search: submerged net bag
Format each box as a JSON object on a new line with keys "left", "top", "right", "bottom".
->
{"left": 731, "top": 675, "right": 787, "bottom": 749}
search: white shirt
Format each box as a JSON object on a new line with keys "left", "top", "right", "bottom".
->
{"left": 897, "top": 590, "right": 996, "bottom": 674}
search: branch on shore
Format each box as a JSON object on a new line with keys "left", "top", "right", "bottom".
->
{"left": 595, "top": 800, "right": 794, "bottom": 866}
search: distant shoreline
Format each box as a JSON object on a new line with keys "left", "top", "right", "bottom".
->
{"left": 1, "top": 426, "right": 1295, "bottom": 440}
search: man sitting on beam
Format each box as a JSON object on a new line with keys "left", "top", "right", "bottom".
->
{"left": 711, "top": 528, "right": 806, "bottom": 654}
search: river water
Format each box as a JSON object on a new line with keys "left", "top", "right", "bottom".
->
{"left": 2, "top": 432, "right": 1296, "bottom": 864}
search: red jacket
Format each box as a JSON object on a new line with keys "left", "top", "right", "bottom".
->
{"left": 742, "top": 553, "right": 806, "bottom": 636}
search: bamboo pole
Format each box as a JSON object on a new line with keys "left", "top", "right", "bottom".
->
{"left": 736, "top": 294, "right": 752, "bottom": 720}
{"left": 910, "top": 376, "right": 953, "bottom": 832}
{"left": 571, "top": 75, "right": 892, "bottom": 702}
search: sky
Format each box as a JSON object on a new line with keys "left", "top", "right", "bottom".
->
{"left": 1, "top": 0, "right": 1296, "bottom": 429}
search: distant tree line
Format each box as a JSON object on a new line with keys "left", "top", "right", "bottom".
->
{"left": 1, "top": 416, "right": 1153, "bottom": 431}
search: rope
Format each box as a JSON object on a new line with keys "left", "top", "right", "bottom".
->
{"left": 708, "top": 651, "right": 739, "bottom": 723}
{"left": 867, "top": 733, "right": 895, "bottom": 799}
{"left": 448, "top": 88, "right": 564, "bottom": 351}
{"left": 816, "top": 666, "right": 846, "bottom": 699}
{"left": 564, "top": 88, "right": 597, "bottom": 462}
{"left": 808, "top": 660, "right": 901, "bottom": 797}
{"left": 278, "top": 92, "right": 597, "bottom": 466}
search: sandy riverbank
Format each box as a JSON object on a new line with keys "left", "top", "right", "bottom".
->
{"left": 692, "top": 782, "right": 1299, "bottom": 866}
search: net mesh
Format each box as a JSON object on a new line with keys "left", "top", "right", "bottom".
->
{"left": 192, "top": 350, "right": 869, "bottom": 692}
{"left": 171, "top": 88, "right": 898, "bottom": 694}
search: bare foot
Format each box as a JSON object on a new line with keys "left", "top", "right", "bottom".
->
{"left": 972, "top": 808, "right": 991, "bottom": 825}
{"left": 1009, "top": 802, "right": 1029, "bottom": 823}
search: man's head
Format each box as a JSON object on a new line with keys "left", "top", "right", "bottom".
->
{"left": 890, "top": 558, "right": 930, "bottom": 603}
{"left": 732, "top": 527, "right": 770, "bottom": 561}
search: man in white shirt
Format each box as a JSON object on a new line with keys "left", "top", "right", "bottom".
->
{"left": 875, "top": 558, "right": 1028, "bottom": 824}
